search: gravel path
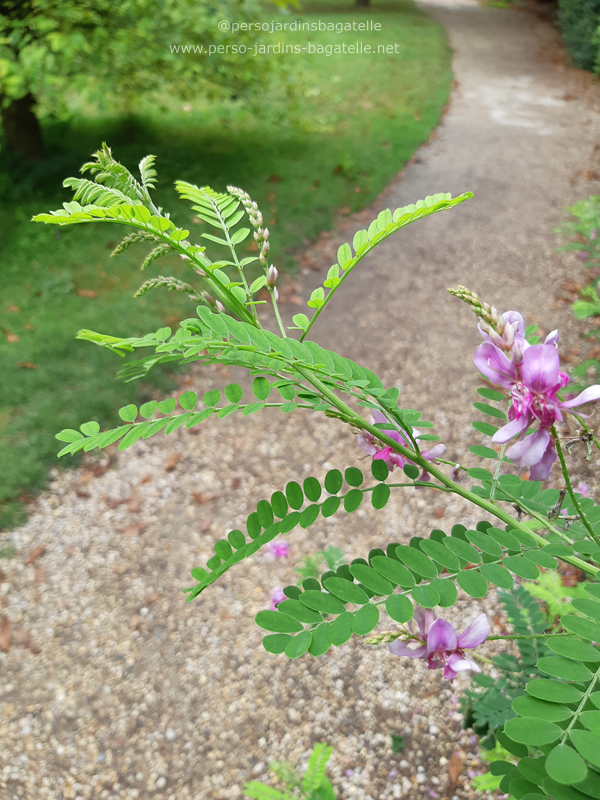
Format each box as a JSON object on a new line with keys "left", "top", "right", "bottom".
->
{"left": 1, "top": 3, "right": 600, "bottom": 800}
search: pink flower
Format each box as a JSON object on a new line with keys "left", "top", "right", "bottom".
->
{"left": 357, "top": 411, "right": 446, "bottom": 479}
{"left": 577, "top": 482, "right": 590, "bottom": 498}
{"left": 388, "top": 607, "right": 490, "bottom": 681}
{"left": 474, "top": 324, "right": 600, "bottom": 479}
{"left": 266, "top": 540, "right": 289, "bottom": 560}
{"left": 269, "top": 587, "right": 286, "bottom": 610}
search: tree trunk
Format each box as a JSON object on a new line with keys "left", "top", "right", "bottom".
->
{"left": 1, "top": 93, "right": 44, "bottom": 159}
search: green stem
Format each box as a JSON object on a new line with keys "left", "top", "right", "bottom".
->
{"left": 553, "top": 424, "right": 600, "bottom": 549}
{"left": 490, "top": 443, "right": 506, "bottom": 503}
{"left": 212, "top": 206, "right": 256, "bottom": 319}
{"left": 487, "top": 633, "right": 570, "bottom": 641}
{"left": 561, "top": 667, "right": 600, "bottom": 742}
{"left": 269, "top": 286, "right": 287, "bottom": 338}
{"left": 295, "top": 367, "right": 600, "bottom": 578}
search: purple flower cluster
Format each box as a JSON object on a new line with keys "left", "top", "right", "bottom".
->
{"left": 389, "top": 607, "right": 490, "bottom": 681}
{"left": 474, "top": 311, "right": 600, "bottom": 479}
{"left": 357, "top": 410, "right": 446, "bottom": 479}
{"left": 266, "top": 540, "right": 289, "bottom": 560}
{"left": 269, "top": 587, "right": 286, "bottom": 610}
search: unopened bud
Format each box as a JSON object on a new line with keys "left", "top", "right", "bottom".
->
{"left": 273, "top": 287, "right": 279, "bottom": 301}
{"left": 267, "top": 265, "right": 278, "bottom": 285}
{"left": 262, "top": 228, "right": 269, "bottom": 240}
{"left": 488, "top": 329, "right": 504, "bottom": 348}
{"left": 504, "top": 322, "right": 515, "bottom": 349}
{"left": 511, "top": 338, "right": 524, "bottom": 365}
{"left": 215, "top": 300, "right": 225, "bottom": 313}
{"left": 253, "top": 231, "right": 260, "bottom": 241}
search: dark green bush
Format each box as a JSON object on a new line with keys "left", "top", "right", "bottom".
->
{"left": 557, "top": 0, "right": 600, "bottom": 71}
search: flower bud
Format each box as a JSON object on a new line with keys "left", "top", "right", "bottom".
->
{"left": 488, "top": 329, "right": 504, "bottom": 348}
{"left": 273, "top": 287, "right": 279, "bottom": 301}
{"left": 267, "top": 265, "right": 278, "bottom": 286}
{"left": 215, "top": 300, "right": 225, "bottom": 313}
{"left": 504, "top": 322, "right": 515, "bottom": 349}
{"left": 511, "top": 338, "right": 524, "bottom": 364}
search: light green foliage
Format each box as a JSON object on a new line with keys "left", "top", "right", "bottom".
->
{"left": 524, "top": 570, "right": 589, "bottom": 623}
{"left": 555, "top": 196, "right": 600, "bottom": 388}
{"left": 33, "top": 149, "right": 600, "bottom": 795}
{"left": 1, "top": 0, "right": 453, "bottom": 525}
{"left": 556, "top": 0, "right": 600, "bottom": 72}
{"left": 0, "top": 0, "right": 269, "bottom": 116}
{"left": 294, "top": 547, "right": 345, "bottom": 585}
{"left": 244, "top": 743, "right": 336, "bottom": 800}
{"left": 556, "top": 196, "right": 600, "bottom": 323}
{"left": 471, "top": 743, "right": 513, "bottom": 793}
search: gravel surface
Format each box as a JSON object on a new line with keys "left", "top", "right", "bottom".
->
{"left": 1, "top": 2, "right": 600, "bottom": 799}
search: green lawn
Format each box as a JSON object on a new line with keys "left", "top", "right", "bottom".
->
{"left": 0, "top": 0, "right": 452, "bottom": 529}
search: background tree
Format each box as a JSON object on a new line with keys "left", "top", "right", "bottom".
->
{"left": 0, "top": 0, "right": 269, "bottom": 158}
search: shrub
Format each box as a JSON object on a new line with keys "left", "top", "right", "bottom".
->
{"left": 557, "top": 0, "right": 600, "bottom": 71}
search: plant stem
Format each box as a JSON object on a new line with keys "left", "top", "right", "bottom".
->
{"left": 487, "top": 633, "right": 570, "bottom": 641}
{"left": 294, "top": 367, "right": 600, "bottom": 578}
{"left": 490, "top": 443, "right": 506, "bottom": 503}
{"left": 561, "top": 667, "right": 600, "bottom": 742}
{"left": 553, "top": 424, "right": 600, "bottom": 549}
{"left": 269, "top": 287, "right": 287, "bottom": 338}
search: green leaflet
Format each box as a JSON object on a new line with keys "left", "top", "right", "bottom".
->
{"left": 299, "top": 192, "right": 472, "bottom": 340}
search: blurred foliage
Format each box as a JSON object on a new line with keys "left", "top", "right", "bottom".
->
{"left": 557, "top": 0, "right": 600, "bottom": 72}
{"left": 0, "top": 0, "right": 452, "bottom": 528}
{"left": 0, "top": 0, "right": 271, "bottom": 113}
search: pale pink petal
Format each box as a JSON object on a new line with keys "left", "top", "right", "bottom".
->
{"left": 502, "top": 311, "right": 525, "bottom": 337}
{"left": 506, "top": 428, "right": 550, "bottom": 468}
{"left": 521, "top": 345, "right": 560, "bottom": 394}
{"left": 414, "top": 606, "right": 436, "bottom": 637}
{"left": 371, "top": 410, "right": 387, "bottom": 425}
{"left": 447, "top": 653, "right": 474, "bottom": 672}
{"left": 473, "top": 343, "right": 518, "bottom": 389}
{"left": 559, "top": 385, "right": 600, "bottom": 409}
{"left": 356, "top": 433, "right": 377, "bottom": 456}
{"left": 457, "top": 614, "right": 490, "bottom": 649}
{"left": 492, "top": 415, "right": 530, "bottom": 444}
{"left": 426, "top": 619, "right": 457, "bottom": 654}
{"left": 389, "top": 452, "right": 406, "bottom": 469}
{"left": 269, "top": 587, "right": 286, "bottom": 609}
{"left": 389, "top": 640, "right": 427, "bottom": 659}
{"left": 544, "top": 329, "right": 559, "bottom": 347}
{"left": 443, "top": 663, "right": 458, "bottom": 680}
{"left": 510, "top": 338, "right": 526, "bottom": 365}
{"left": 529, "top": 444, "right": 557, "bottom": 480}
{"left": 422, "top": 444, "right": 446, "bottom": 460}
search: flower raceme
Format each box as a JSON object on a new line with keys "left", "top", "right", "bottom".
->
{"left": 388, "top": 607, "right": 491, "bottom": 680}
{"left": 473, "top": 311, "right": 600, "bottom": 479}
{"left": 356, "top": 411, "right": 446, "bottom": 479}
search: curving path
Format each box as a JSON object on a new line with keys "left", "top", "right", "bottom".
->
{"left": 1, "top": 4, "right": 599, "bottom": 800}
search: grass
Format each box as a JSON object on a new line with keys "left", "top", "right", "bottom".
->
{"left": 0, "top": 0, "right": 452, "bottom": 529}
